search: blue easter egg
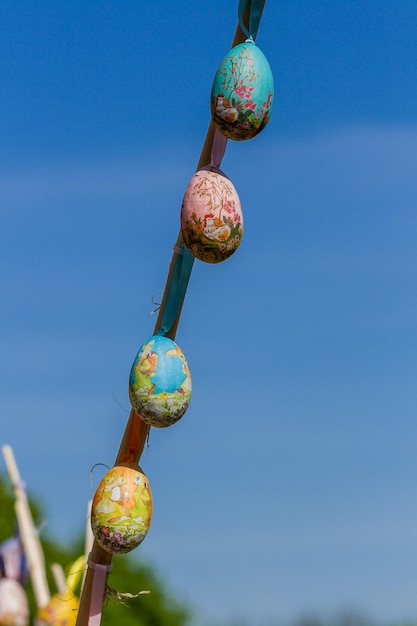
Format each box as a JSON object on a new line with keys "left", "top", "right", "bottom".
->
{"left": 211, "top": 40, "right": 274, "bottom": 141}
{"left": 129, "top": 335, "right": 192, "bottom": 427}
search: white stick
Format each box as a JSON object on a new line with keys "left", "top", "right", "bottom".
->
{"left": 51, "top": 563, "right": 68, "bottom": 595}
{"left": 2, "top": 444, "right": 51, "bottom": 609}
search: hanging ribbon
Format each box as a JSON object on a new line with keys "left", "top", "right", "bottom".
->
{"left": 210, "top": 129, "right": 228, "bottom": 169}
{"left": 156, "top": 132, "right": 226, "bottom": 337}
{"left": 87, "top": 555, "right": 112, "bottom": 626}
{"left": 157, "top": 244, "right": 194, "bottom": 336}
{"left": 238, "top": 0, "right": 264, "bottom": 40}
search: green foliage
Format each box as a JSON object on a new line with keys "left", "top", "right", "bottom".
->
{"left": 0, "top": 473, "right": 190, "bottom": 626}
{"left": 100, "top": 555, "right": 190, "bottom": 626}
{"left": 0, "top": 477, "right": 15, "bottom": 538}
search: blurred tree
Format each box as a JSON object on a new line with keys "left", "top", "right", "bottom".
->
{"left": 0, "top": 475, "right": 15, "bottom": 539}
{"left": 292, "top": 613, "right": 417, "bottom": 626}
{"left": 293, "top": 611, "right": 376, "bottom": 626}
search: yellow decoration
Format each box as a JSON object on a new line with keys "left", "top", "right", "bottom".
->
{"left": 34, "top": 556, "right": 85, "bottom": 626}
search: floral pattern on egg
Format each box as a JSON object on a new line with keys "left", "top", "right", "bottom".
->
{"left": 211, "top": 40, "right": 274, "bottom": 141}
{"left": 181, "top": 168, "right": 243, "bottom": 264}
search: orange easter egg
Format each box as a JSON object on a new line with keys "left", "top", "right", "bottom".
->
{"left": 91, "top": 464, "right": 152, "bottom": 554}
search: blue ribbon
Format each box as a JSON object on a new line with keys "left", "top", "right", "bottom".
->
{"left": 238, "top": 0, "right": 264, "bottom": 40}
{"left": 157, "top": 244, "right": 194, "bottom": 336}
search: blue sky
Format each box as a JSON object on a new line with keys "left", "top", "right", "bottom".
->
{"left": 1, "top": 2, "right": 417, "bottom": 625}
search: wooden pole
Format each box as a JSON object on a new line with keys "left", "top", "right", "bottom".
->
{"left": 75, "top": 4, "right": 266, "bottom": 625}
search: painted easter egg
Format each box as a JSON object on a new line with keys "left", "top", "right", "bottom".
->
{"left": 34, "top": 592, "right": 78, "bottom": 626}
{"left": 91, "top": 464, "right": 152, "bottom": 554}
{"left": 129, "top": 334, "right": 191, "bottom": 427}
{"left": 0, "top": 579, "right": 29, "bottom": 626}
{"left": 211, "top": 40, "right": 274, "bottom": 140}
{"left": 35, "top": 555, "right": 84, "bottom": 626}
{"left": 181, "top": 168, "right": 243, "bottom": 264}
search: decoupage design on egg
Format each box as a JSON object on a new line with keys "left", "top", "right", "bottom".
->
{"left": 129, "top": 335, "right": 192, "bottom": 427}
{"left": 211, "top": 40, "right": 274, "bottom": 141}
{"left": 181, "top": 168, "right": 243, "bottom": 264}
{"left": 91, "top": 465, "right": 152, "bottom": 554}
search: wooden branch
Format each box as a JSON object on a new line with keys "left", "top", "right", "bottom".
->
{"left": 75, "top": 4, "right": 266, "bottom": 625}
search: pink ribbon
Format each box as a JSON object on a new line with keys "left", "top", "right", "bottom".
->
{"left": 210, "top": 128, "right": 228, "bottom": 168}
{"left": 87, "top": 554, "right": 112, "bottom": 626}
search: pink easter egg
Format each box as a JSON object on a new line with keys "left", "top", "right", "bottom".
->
{"left": 181, "top": 168, "right": 243, "bottom": 264}
{"left": 0, "top": 579, "right": 29, "bottom": 626}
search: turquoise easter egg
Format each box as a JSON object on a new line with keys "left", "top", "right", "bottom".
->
{"left": 129, "top": 335, "right": 192, "bottom": 427}
{"left": 211, "top": 40, "right": 274, "bottom": 141}
{"left": 181, "top": 167, "right": 243, "bottom": 264}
